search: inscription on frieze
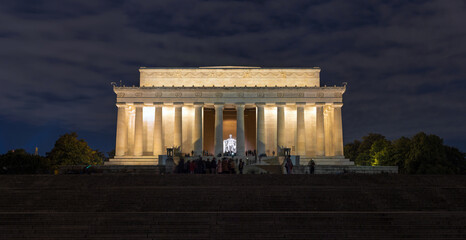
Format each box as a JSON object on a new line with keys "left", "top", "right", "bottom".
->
{"left": 155, "top": 92, "right": 162, "bottom": 97}
{"left": 175, "top": 92, "right": 182, "bottom": 97}
{"left": 135, "top": 92, "right": 142, "bottom": 97}
{"left": 277, "top": 93, "right": 284, "bottom": 97}
{"left": 215, "top": 93, "right": 223, "bottom": 97}
{"left": 195, "top": 92, "right": 202, "bottom": 97}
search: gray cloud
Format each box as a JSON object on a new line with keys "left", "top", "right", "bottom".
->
{"left": 0, "top": 0, "right": 465, "bottom": 152}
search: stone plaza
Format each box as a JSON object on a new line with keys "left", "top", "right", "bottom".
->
{"left": 107, "top": 66, "right": 353, "bottom": 166}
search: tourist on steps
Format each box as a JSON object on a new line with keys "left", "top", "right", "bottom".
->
{"left": 189, "top": 160, "right": 195, "bottom": 174}
{"left": 239, "top": 159, "right": 244, "bottom": 174}
{"left": 211, "top": 158, "right": 217, "bottom": 174}
{"left": 309, "top": 160, "right": 315, "bottom": 174}
{"left": 217, "top": 159, "right": 222, "bottom": 174}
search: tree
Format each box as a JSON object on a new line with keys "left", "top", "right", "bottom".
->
{"left": 369, "top": 139, "right": 391, "bottom": 166}
{"left": 344, "top": 140, "right": 360, "bottom": 162}
{"left": 344, "top": 132, "right": 466, "bottom": 174}
{"left": 358, "top": 133, "right": 386, "bottom": 154}
{"left": 0, "top": 149, "right": 50, "bottom": 174}
{"left": 389, "top": 137, "right": 411, "bottom": 173}
{"left": 47, "top": 133, "right": 104, "bottom": 167}
{"left": 406, "top": 132, "right": 450, "bottom": 174}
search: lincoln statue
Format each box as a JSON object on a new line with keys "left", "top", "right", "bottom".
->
{"left": 107, "top": 66, "right": 352, "bottom": 166}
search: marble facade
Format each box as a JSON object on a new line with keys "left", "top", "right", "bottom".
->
{"left": 107, "top": 66, "right": 352, "bottom": 165}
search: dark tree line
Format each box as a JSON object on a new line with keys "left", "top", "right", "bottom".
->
{"left": 0, "top": 133, "right": 107, "bottom": 174}
{"left": 344, "top": 132, "right": 466, "bottom": 174}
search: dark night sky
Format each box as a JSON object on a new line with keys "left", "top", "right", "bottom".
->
{"left": 0, "top": 0, "right": 465, "bottom": 155}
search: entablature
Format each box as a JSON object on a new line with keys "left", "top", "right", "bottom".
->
{"left": 114, "top": 85, "right": 345, "bottom": 105}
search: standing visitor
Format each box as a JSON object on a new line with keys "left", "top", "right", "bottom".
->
{"left": 189, "top": 160, "right": 195, "bottom": 174}
{"left": 217, "top": 159, "right": 222, "bottom": 174}
{"left": 206, "top": 159, "right": 211, "bottom": 174}
{"left": 222, "top": 158, "right": 229, "bottom": 174}
{"left": 309, "top": 160, "right": 315, "bottom": 174}
{"left": 286, "top": 158, "right": 293, "bottom": 174}
{"left": 284, "top": 158, "right": 289, "bottom": 174}
{"left": 211, "top": 158, "right": 217, "bottom": 174}
{"left": 238, "top": 159, "right": 244, "bottom": 174}
{"left": 228, "top": 159, "right": 236, "bottom": 174}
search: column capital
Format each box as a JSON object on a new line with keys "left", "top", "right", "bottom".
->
{"left": 214, "top": 103, "right": 224, "bottom": 108}
{"left": 333, "top": 102, "right": 344, "bottom": 108}
{"left": 116, "top": 102, "right": 126, "bottom": 108}
{"left": 235, "top": 103, "right": 246, "bottom": 108}
{"left": 193, "top": 102, "right": 204, "bottom": 107}
{"left": 315, "top": 102, "right": 326, "bottom": 107}
{"left": 276, "top": 102, "right": 286, "bottom": 106}
{"left": 133, "top": 102, "right": 144, "bottom": 107}
{"left": 296, "top": 102, "right": 306, "bottom": 106}
{"left": 153, "top": 102, "right": 164, "bottom": 107}
{"left": 173, "top": 102, "right": 184, "bottom": 106}
{"left": 255, "top": 102, "right": 266, "bottom": 107}
{"left": 144, "top": 102, "right": 154, "bottom": 107}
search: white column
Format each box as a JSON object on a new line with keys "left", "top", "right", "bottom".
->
{"left": 174, "top": 103, "right": 183, "bottom": 153}
{"left": 296, "top": 102, "right": 306, "bottom": 156}
{"left": 214, "top": 103, "right": 224, "bottom": 156}
{"left": 277, "top": 103, "right": 286, "bottom": 152}
{"left": 133, "top": 102, "right": 144, "bottom": 156}
{"left": 115, "top": 102, "right": 128, "bottom": 156}
{"left": 333, "top": 102, "right": 344, "bottom": 157}
{"left": 153, "top": 103, "right": 163, "bottom": 157}
{"left": 325, "top": 104, "right": 334, "bottom": 156}
{"left": 193, "top": 102, "right": 203, "bottom": 157}
{"left": 236, "top": 103, "right": 245, "bottom": 157}
{"left": 256, "top": 103, "right": 266, "bottom": 156}
{"left": 316, "top": 102, "right": 325, "bottom": 156}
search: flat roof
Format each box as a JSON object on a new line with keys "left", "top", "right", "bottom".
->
{"left": 140, "top": 66, "right": 321, "bottom": 70}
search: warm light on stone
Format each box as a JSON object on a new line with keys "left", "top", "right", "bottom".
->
{"left": 108, "top": 67, "right": 352, "bottom": 166}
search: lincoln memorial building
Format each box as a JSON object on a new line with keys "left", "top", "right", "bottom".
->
{"left": 108, "top": 66, "right": 352, "bottom": 165}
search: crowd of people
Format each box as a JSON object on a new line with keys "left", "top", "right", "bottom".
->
{"left": 175, "top": 157, "right": 245, "bottom": 174}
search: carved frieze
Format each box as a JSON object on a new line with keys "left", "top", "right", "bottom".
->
{"left": 141, "top": 71, "right": 317, "bottom": 79}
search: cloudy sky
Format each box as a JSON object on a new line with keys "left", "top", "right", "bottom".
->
{"left": 0, "top": 0, "right": 465, "bottom": 154}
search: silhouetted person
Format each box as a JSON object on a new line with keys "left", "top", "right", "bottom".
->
{"left": 309, "top": 160, "right": 315, "bottom": 174}
{"left": 239, "top": 159, "right": 244, "bottom": 174}
{"left": 285, "top": 158, "right": 293, "bottom": 174}
{"left": 217, "top": 159, "right": 222, "bottom": 174}
{"left": 211, "top": 158, "right": 217, "bottom": 174}
{"left": 206, "top": 159, "right": 211, "bottom": 174}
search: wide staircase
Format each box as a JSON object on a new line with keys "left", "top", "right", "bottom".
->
{"left": 1, "top": 174, "right": 465, "bottom": 239}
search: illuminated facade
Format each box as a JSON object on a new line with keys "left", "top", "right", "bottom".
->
{"left": 107, "top": 67, "right": 352, "bottom": 165}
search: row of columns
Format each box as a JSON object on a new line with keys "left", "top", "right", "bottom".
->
{"left": 115, "top": 102, "right": 344, "bottom": 158}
